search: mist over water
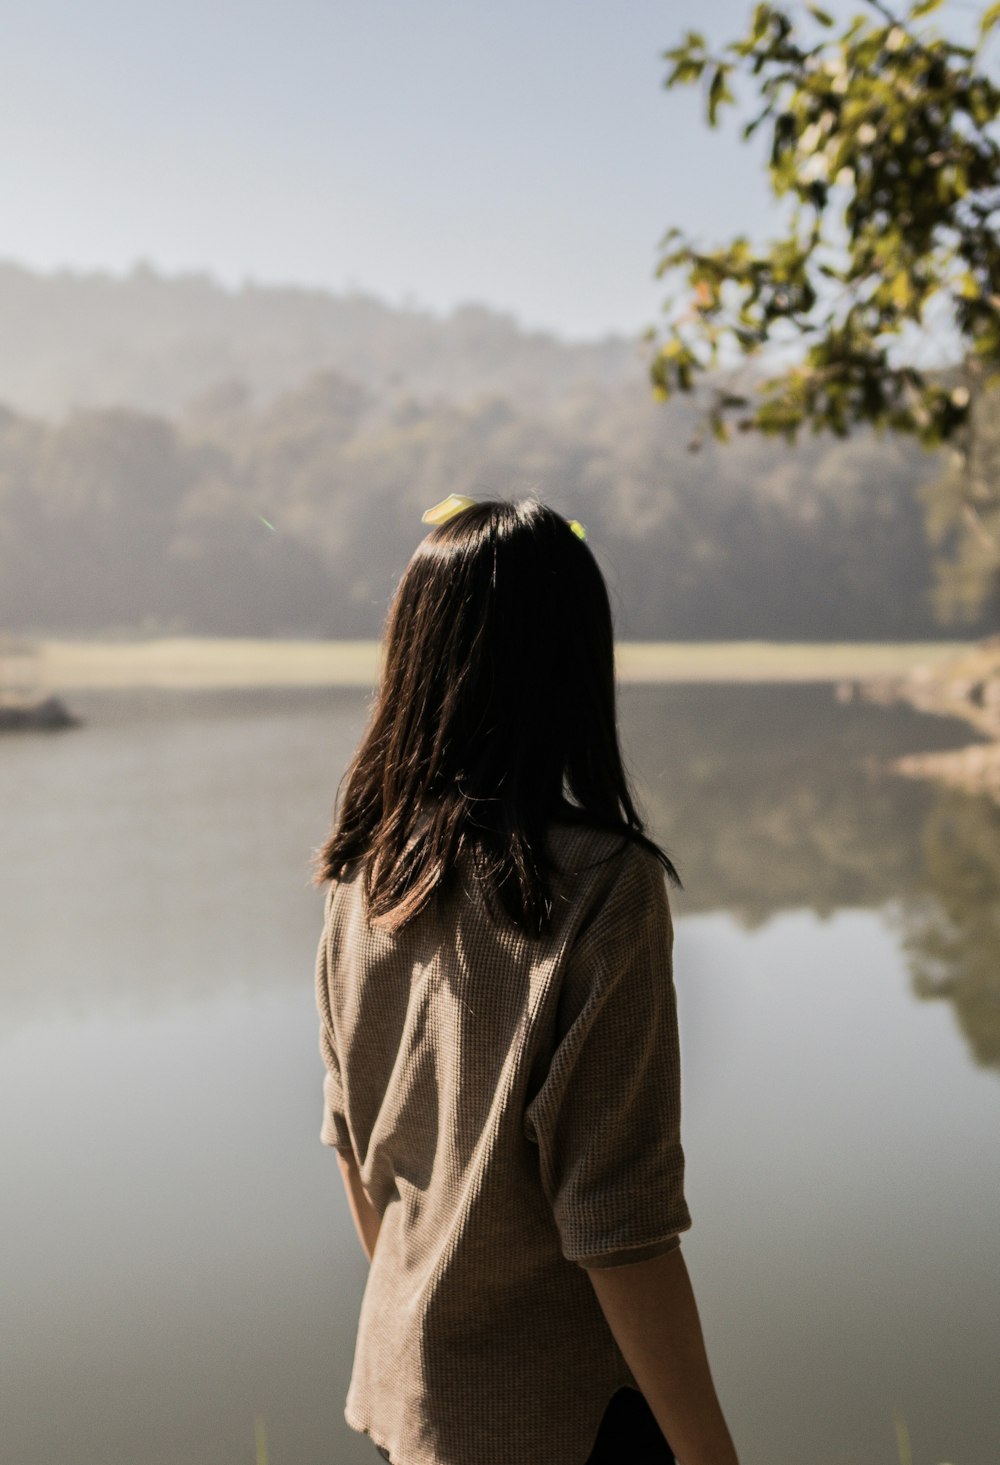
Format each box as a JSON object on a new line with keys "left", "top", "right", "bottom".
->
{"left": 2, "top": 684, "right": 998, "bottom": 1465}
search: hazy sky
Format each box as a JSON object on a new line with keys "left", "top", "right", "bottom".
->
{"left": 1, "top": 0, "right": 985, "bottom": 339}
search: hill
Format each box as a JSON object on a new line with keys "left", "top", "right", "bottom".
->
{"left": 0, "top": 260, "right": 640, "bottom": 419}
{"left": 0, "top": 261, "right": 991, "bottom": 642}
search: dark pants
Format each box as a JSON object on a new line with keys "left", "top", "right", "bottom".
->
{"left": 585, "top": 1386, "right": 675, "bottom": 1462}
{"left": 373, "top": 1386, "right": 675, "bottom": 1463}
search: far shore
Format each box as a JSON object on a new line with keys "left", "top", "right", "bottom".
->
{"left": 0, "top": 637, "right": 975, "bottom": 691}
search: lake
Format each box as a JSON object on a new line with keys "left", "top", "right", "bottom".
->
{"left": 2, "top": 683, "right": 998, "bottom": 1465}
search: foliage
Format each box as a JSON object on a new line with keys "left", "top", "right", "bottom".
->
{"left": 4, "top": 257, "right": 997, "bottom": 628}
{"left": 0, "top": 377, "right": 976, "bottom": 640}
{"left": 654, "top": 0, "right": 1000, "bottom": 455}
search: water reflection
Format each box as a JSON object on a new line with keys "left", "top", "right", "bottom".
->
{"left": 895, "top": 788, "right": 1000, "bottom": 1071}
{"left": 2, "top": 683, "right": 998, "bottom": 1073}
{"left": 617, "top": 685, "right": 1000, "bottom": 1075}
{"left": 3, "top": 681, "right": 1000, "bottom": 1465}
{"left": 623, "top": 683, "right": 954, "bottom": 922}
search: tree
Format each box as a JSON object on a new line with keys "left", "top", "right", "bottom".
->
{"left": 652, "top": 0, "right": 1000, "bottom": 617}
{"left": 655, "top": 0, "right": 1000, "bottom": 443}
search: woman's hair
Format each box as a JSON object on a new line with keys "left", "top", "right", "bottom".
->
{"left": 314, "top": 497, "right": 680, "bottom": 935}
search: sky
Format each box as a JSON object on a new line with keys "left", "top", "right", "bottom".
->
{"left": 1, "top": 0, "right": 988, "bottom": 340}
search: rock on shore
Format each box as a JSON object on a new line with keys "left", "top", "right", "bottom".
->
{"left": 0, "top": 695, "right": 81, "bottom": 731}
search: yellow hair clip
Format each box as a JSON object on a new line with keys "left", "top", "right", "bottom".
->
{"left": 421, "top": 495, "right": 588, "bottom": 541}
{"left": 421, "top": 494, "right": 478, "bottom": 526}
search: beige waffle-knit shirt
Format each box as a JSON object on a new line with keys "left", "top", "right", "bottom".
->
{"left": 315, "top": 823, "right": 691, "bottom": 1465}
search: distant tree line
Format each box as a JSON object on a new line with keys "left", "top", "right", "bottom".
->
{"left": 0, "top": 364, "right": 990, "bottom": 640}
{"left": 0, "top": 261, "right": 995, "bottom": 639}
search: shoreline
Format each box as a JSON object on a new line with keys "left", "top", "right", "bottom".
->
{"left": 854, "top": 635, "right": 1000, "bottom": 805}
{"left": 3, "top": 637, "right": 974, "bottom": 692}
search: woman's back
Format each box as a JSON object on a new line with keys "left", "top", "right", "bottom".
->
{"left": 316, "top": 823, "right": 689, "bottom": 1465}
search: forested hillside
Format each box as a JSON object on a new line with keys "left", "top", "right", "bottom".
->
{"left": 0, "top": 261, "right": 638, "bottom": 419}
{"left": 0, "top": 263, "right": 987, "bottom": 640}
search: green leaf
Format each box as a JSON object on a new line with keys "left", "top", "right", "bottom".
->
{"left": 708, "top": 65, "right": 736, "bottom": 126}
{"left": 750, "top": 3, "right": 773, "bottom": 44}
{"left": 807, "top": 5, "right": 835, "bottom": 25}
{"left": 911, "top": 0, "right": 944, "bottom": 17}
{"left": 665, "top": 57, "right": 706, "bottom": 87}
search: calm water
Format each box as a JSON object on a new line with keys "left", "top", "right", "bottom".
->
{"left": 2, "top": 684, "right": 999, "bottom": 1465}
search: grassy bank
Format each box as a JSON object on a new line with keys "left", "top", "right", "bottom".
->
{"left": 6, "top": 637, "right": 974, "bottom": 691}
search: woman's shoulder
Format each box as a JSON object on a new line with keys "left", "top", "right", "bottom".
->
{"left": 320, "top": 856, "right": 369, "bottom": 932}
{"left": 542, "top": 829, "right": 673, "bottom": 1002}
{"left": 546, "top": 823, "right": 668, "bottom": 924}
{"left": 546, "top": 820, "right": 662, "bottom": 878}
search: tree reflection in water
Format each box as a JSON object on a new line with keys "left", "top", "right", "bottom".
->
{"left": 624, "top": 684, "right": 1000, "bottom": 1073}
{"left": 896, "top": 789, "right": 1000, "bottom": 1072}
{"left": 5, "top": 683, "right": 998, "bottom": 1071}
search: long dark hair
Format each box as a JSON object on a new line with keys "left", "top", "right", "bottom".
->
{"left": 314, "top": 498, "right": 680, "bottom": 935}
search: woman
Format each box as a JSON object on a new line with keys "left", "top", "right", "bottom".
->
{"left": 313, "top": 497, "right": 739, "bottom": 1465}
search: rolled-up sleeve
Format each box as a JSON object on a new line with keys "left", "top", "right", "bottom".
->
{"left": 315, "top": 893, "right": 354, "bottom": 1155}
{"left": 524, "top": 847, "right": 691, "bottom": 1268}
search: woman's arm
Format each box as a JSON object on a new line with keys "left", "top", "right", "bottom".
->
{"left": 336, "top": 1149, "right": 382, "bottom": 1262}
{"left": 584, "top": 1244, "right": 739, "bottom": 1465}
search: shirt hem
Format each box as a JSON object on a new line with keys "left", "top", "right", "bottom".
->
{"left": 320, "top": 1123, "right": 355, "bottom": 1154}
{"left": 345, "top": 1407, "right": 395, "bottom": 1462}
{"left": 570, "top": 1230, "right": 684, "bottom": 1269}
